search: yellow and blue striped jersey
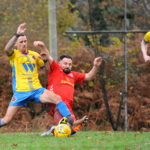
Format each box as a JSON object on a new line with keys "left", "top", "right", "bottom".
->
{"left": 143, "top": 31, "right": 150, "bottom": 43}
{"left": 8, "top": 49, "right": 45, "bottom": 92}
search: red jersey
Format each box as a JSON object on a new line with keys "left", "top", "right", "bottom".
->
{"left": 47, "top": 60, "right": 85, "bottom": 109}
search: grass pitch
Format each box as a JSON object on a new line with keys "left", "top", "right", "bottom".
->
{"left": 0, "top": 131, "right": 150, "bottom": 150}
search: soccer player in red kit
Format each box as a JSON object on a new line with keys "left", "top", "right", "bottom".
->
{"left": 34, "top": 41, "right": 102, "bottom": 136}
{"left": 47, "top": 54, "right": 86, "bottom": 124}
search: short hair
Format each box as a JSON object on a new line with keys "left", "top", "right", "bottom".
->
{"left": 59, "top": 54, "right": 72, "bottom": 60}
{"left": 16, "top": 33, "right": 25, "bottom": 37}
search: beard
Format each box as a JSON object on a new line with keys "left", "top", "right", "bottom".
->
{"left": 62, "top": 68, "right": 71, "bottom": 74}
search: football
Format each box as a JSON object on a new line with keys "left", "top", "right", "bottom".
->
{"left": 54, "top": 124, "right": 71, "bottom": 137}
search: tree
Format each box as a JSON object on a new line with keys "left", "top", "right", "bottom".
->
{"left": 0, "top": 0, "right": 77, "bottom": 52}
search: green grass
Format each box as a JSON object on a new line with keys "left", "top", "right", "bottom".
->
{"left": 0, "top": 131, "right": 150, "bottom": 150}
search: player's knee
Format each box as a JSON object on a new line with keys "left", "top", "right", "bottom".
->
{"left": 40, "top": 90, "right": 62, "bottom": 104}
{"left": 55, "top": 95, "right": 62, "bottom": 104}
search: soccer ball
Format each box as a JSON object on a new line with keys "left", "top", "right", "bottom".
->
{"left": 54, "top": 124, "right": 71, "bottom": 137}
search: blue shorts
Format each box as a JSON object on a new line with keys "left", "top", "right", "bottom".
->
{"left": 9, "top": 88, "right": 46, "bottom": 106}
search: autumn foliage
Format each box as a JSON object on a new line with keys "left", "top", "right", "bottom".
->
{"left": 0, "top": 0, "right": 150, "bottom": 132}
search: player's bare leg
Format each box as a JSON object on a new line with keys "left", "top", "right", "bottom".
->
{"left": 39, "top": 89, "right": 61, "bottom": 104}
{"left": 39, "top": 89, "right": 74, "bottom": 125}
{"left": 74, "top": 115, "right": 88, "bottom": 126}
{"left": 0, "top": 106, "right": 20, "bottom": 127}
{"left": 72, "top": 115, "right": 88, "bottom": 134}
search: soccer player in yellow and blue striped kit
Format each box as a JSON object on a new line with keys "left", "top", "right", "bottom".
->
{"left": 141, "top": 31, "right": 150, "bottom": 62}
{"left": 0, "top": 23, "right": 73, "bottom": 128}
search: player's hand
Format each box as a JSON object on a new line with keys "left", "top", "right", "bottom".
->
{"left": 16, "top": 23, "right": 26, "bottom": 34}
{"left": 93, "top": 57, "right": 103, "bottom": 67}
{"left": 144, "top": 55, "right": 150, "bottom": 62}
{"left": 34, "top": 41, "right": 53, "bottom": 63}
{"left": 33, "top": 41, "right": 45, "bottom": 48}
{"left": 34, "top": 41, "right": 50, "bottom": 60}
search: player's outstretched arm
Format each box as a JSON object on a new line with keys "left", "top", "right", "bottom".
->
{"left": 33, "top": 41, "right": 53, "bottom": 64}
{"left": 84, "top": 57, "right": 103, "bottom": 81}
{"left": 4, "top": 23, "right": 26, "bottom": 55}
{"left": 141, "top": 40, "right": 150, "bottom": 62}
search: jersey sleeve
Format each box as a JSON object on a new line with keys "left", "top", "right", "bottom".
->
{"left": 143, "top": 31, "right": 150, "bottom": 43}
{"left": 50, "top": 60, "right": 59, "bottom": 71}
{"left": 72, "top": 71, "right": 85, "bottom": 84}
{"left": 7, "top": 49, "right": 15, "bottom": 57}
{"left": 36, "top": 53, "right": 45, "bottom": 68}
{"left": 8, "top": 49, "right": 16, "bottom": 67}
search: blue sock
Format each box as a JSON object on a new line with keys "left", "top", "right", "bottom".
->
{"left": 0, "top": 118, "right": 2, "bottom": 127}
{"left": 57, "top": 101, "right": 71, "bottom": 117}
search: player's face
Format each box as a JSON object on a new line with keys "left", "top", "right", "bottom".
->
{"left": 15, "top": 36, "right": 28, "bottom": 53}
{"left": 59, "top": 58, "right": 72, "bottom": 74}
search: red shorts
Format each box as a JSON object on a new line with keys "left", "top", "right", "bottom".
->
{"left": 47, "top": 104, "right": 76, "bottom": 125}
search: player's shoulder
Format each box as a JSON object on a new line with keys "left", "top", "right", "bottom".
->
{"left": 52, "top": 60, "right": 60, "bottom": 68}
{"left": 8, "top": 49, "right": 18, "bottom": 57}
{"left": 71, "top": 71, "right": 81, "bottom": 74}
{"left": 28, "top": 50, "right": 41, "bottom": 60}
{"left": 71, "top": 71, "right": 85, "bottom": 78}
{"left": 13, "top": 49, "right": 19, "bottom": 54}
{"left": 69, "top": 71, "right": 79, "bottom": 77}
{"left": 28, "top": 50, "right": 39, "bottom": 56}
